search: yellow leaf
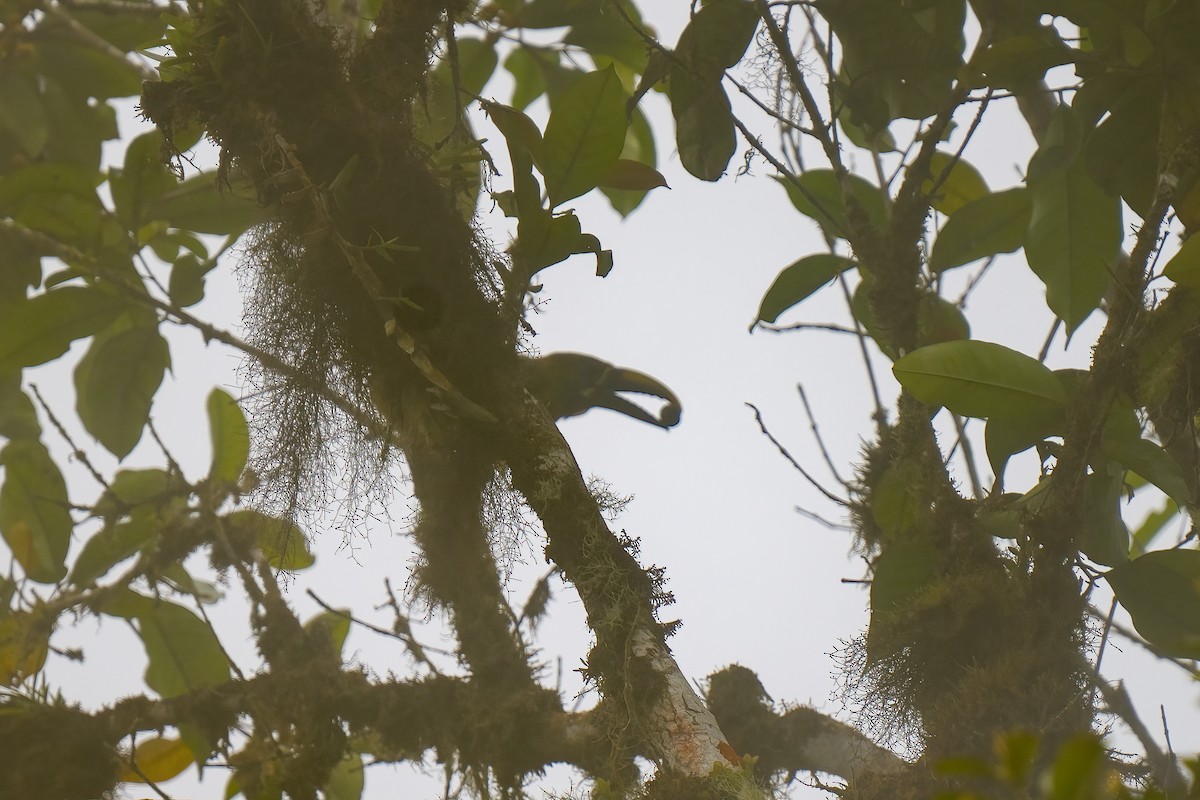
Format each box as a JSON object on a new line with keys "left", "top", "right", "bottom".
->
{"left": 923, "top": 151, "right": 989, "bottom": 215}
{"left": 121, "top": 736, "right": 194, "bottom": 783}
{"left": 0, "top": 612, "right": 48, "bottom": 684}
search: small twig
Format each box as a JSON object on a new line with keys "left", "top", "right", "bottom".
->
{"left": 747, "top": 403, "right": 849, "bottom": 506}
{"left": 795, "top": 505, "right": 851, "bottom": 531}
{"left": 122, "top": 741, "right": 176, "bottom": 800}
{"left": 726, "top": 74, "right": 812, "bottom": 135}
{"left": 1161, "top": 705, "right": 1177, "bottom": 767}
{"left": 796, "top": 384, "right": 848, "bottom": 488}
{"left": 1092, "top": 675, "right": 1188, "bottom": 794}
{"left": 950, "top": 414, "right": 984, "bottom": 499}
{"left": 1038, "top": 318, "right": 1061, "bottom": 362}
{"left": 925, "top": 88, "right": 993, "bottom": 204}
{"left": 378, "top": 578, "right": 447, "bottom": 670}
{"left": 1088, "top": 596, "right": 1118, "bottom": 712}
{"left": 754, "top": 0, "right": 845, "bottom": 176}
{"left": 834, "top": 269, "right": 888, "bottom": 425}
{"left": 954, "top": 256, "right": 996, "bottom": 306}
{"left": 307, "top": 588, "right": 448, "bottom": 659}
{"left": 3, "top": 220, "right": 398, "bottom": 450}
{"left": 146, "top": 418, "right": 183, "bottom": 478}
{"left": 60, "top": 0, "right": 172, "bottom": 15}
{"left": 758, "top": 321, "right": 859, "bottom": 335}
{"left": 28, "top": 383, "right": 110, "bottom": 490}
{"left": 1087, "top": 605, "right": 1200, "bottom": 679}
{"left": 190, "top": 588, "right": 248, "bottom": 682}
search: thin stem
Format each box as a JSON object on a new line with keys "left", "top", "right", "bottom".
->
{"left": 797, "top": 383, "right": 848, "bottom": 488}
{"left": 747, "top": 403, "right": 849, "bottom": 507}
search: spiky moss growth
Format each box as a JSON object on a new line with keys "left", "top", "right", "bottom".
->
{"left": 0, "top": 702, "right": 120, "bottom": 800}
{"left": 339, "top": 675, "right": 564, "bottom": 788}
{"left": 569, "top": 530, "right": 678, "bottom": 778}
{"left": 141, "top": 0, "right": 518, "bottom": 502}
{"left": 142, "top": 0, "right": 533, "bottom": 677}
{"left": 846, "top": 420, "right": 1091, "bottom": 766}
{"left": 637, "top": 762, "right": 761, "bottom": 800}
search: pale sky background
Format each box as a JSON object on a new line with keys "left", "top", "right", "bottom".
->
{"left": 11, "top": 5, "right": 1199, "bottom": 799}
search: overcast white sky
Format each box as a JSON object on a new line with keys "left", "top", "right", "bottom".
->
{"left": 16, "top": 5, "right": 1199, "bottom": 799}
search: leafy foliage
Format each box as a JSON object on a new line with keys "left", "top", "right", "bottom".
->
{"left": 1, "top": 2, "right": 1198, "bottom": 800}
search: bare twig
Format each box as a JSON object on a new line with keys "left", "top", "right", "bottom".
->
{"left": 758, "top": 321, "right": 859, "bottom": 335}
{"left": 1091, "top": 675, "right": 1188, "bottom": 794}
{"left": 747, "top": 403, "right": 849, "bottom": 506}
{"left": 28, "top": 383, "right": 110, "bottom": 491}
{"left": 796, "top": 384, "right": 848, "bottom": 488}
{"left": 950, "top": 414, "right": 984, "bottom": 499}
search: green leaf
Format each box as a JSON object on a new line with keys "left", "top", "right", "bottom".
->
{"left": 866, "top": 535, "right": 939, "bottom": 664}
{"left": 667, "top": 0, "right": 758, "bottom": 182}
{"left": 305, "top": 610, "right": 351, "bottom": 657}
{"left": 870, "top": 460, "right": 927, "bottom": 539}
{"left": 515, "top": 209, "right": 603, "bottom": 274}
{"left": 921, "top": 151, "right": 988, "bottom": 215}
{"left": 676, "top": 0, "right": 759, "bottom": 76}
{"left": 893, "top": 340, "right": 1067, "bottom": 420}
{"left": 36, "top": 38, "right": 142, "bottom": 100}
{"left": 0, "top": 377, "right": 41, "bottom": 442}
{"left": 820, "top": 0, "right": 964, "bottom": 126}
{"left": 0, "top": 286, "right": 130, "bottom": 372}
{"left": 778, "top": 170, "right": 889, "bottom": 240}
{"left": 41, "top": 78, "right": 117, "bottom": 173}
{"left": 156, "top": 171, "right": 261, "bottom": 236}
{"left": 207, "top": 388, "right": 250, "bottom": 485}
{"left": 420, "top": 38, "right": 497, "bottom": 147}
{"left": 754, "top": 254, "right": 856, "bottom": 326}
{"left": 850, "top": 278, "right": 896, "bottom": 359}
{"left": 450, "top": 37, "right": 498, "bottom": 98}
{"left": 1107, "top": 549, "right": 1200, "bottom": 658}
{"left": 168, "top": 253, "right": 213, "bottom": 308}
{"left": 541, "top": 67, "right": 627, "bottom": 207}
{"left": 1025, "top": 106, "right": 1122, "bottom": 333}
{"left": 110, "top": 130, "right": 179, "bottom": 230}
{"left": 0, "top": 161, "right": 105, "bottom": 241}
{"left": 120, "top": 736, "right": 194, "bottom": 784}
{"left": 95, "top": 467, "right": 186, "bottom": 520}
{"left": 870, "top": 536, "right": 939, "bottom": 611}
{"left": 136, "top": 596, "right": 232, "bottom": 697}
{"left": 0, "top": 70, "right": 49, "bottom": 159}
{"left": 1046, "top": 735, "right": 1108, "bottom": 800}
{"left": 1085, "top": 83, "right": 1159, "bottom": 218}
{"left": 1100, "top": 407, "right": 1192, "bottom": 505}
{"left": 1131, "top": 498, "right": 1180, "bottom": 556}
{"left": 596, "top": 159, "right": 668, "bottom": 192}
{"left": 1163, "top": 231, "right": 1200, "bottom": 287}
{"left": 562, "top": 1, "right": 651, "bottom": 73}
{"left": 324, "top": 754, "right": 365, "bottom": 800}
{"left": 505, "top": 46, "right": 549, "bottom": 111}
{"left": 602, "top": 106, "right": 659, "bottom": 216}
{"left": 74, "top": 323, "right": 171, "bottom": 459}
{"left": 69, "top": 511, "right": 159, "bottom": 586}
{"left": 984, "top": 404, "right": 1064, "bottom": 481}
{"left": 966, "top": 33, "right": 1075, "bottom": 91}
{"left": 916, "top": 294, "right": 970, "bottom": 346}
{"left": 159, "top": 564, "right": 223, "bottom": 604}
{"left": 669, "top": 74, "right": 736, "bottom": 182}
{"left": 0, "top": 439, "right": 72, "bottom": 583}
{"left": 223, "top": 510, "right": 314, "bottom": 571}
{"left": 1080, "top": 469, "right": 1129, "bottom": 566}
{"left": 930, "top": 188, "right": 1031, "bottom": 272}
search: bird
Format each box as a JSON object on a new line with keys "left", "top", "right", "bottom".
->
{"left": 522, "top": 352, "right": 681, "bottom": 429}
